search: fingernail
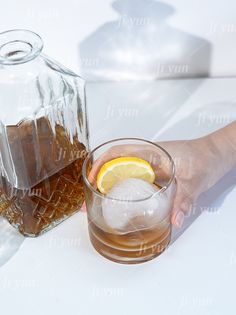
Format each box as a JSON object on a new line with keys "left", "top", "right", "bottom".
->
{"left": 181, "top": 201, "right": 190, "bottom": 214}
{"left": 81, "top": 202, "right": 86, "bottom": 212}
{"left": 174, "top": 211, "right": 185, "bottom": 228}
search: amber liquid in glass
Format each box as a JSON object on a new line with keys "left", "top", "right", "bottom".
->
{"left": 0, "top": 117, "right": 88, "bottom": 236}
{"left": 88, "top": 183, "right": 171, "bottom": 264}
{"left": 88, "top": 220, "right": 171, "bottom": 264}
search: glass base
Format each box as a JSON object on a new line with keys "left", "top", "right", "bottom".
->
{"left": 89, "top": 227, "right": 171, "bottom": 264}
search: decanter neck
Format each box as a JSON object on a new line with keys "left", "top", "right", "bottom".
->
{"left": 0, "top": 29, "right": 43, "bottom": 66}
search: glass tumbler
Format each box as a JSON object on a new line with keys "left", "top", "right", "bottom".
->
{"left": 82, "top": 138, "right": 176, "bottom": 264}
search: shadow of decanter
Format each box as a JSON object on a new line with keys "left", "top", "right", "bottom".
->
{"left": 79, "top": 0, "right": 211, "bottom": 80}
{"left": 0, "top": 218, "right": 25, "bottom": 267}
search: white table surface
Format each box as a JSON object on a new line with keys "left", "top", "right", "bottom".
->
{"left": 0, "top": 77, "right": 236, "bottom": 315}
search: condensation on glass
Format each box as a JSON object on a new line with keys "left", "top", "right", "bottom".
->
{"left": 0, "top": 30, "right": 89, "bottom": 236}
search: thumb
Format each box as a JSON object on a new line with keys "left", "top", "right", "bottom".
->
{"left": 171, "top": 194, "right": 193, "bottom": 228}
{"left": 81, "top": 201, "right": 87, "bottom": 212}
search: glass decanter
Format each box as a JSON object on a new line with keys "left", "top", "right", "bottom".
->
{"left": 0, "top": 29, "right": 89, "bottom": 236}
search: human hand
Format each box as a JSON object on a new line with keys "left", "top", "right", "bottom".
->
{"left": 83, "top": 132, "right": 235, "bottom": 228}
{"left": 159, "top": 120, "right": 236, "bottom": 227}
{"left": 157, "top": 137, "right": 220, "bottom": 227}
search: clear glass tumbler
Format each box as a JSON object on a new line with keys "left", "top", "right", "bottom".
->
{"left": 82, "top": 138, "right": 176, "bottom": 264}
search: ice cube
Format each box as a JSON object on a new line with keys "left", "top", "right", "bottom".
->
{"left": 102, "top": 178, "right": 170, "bottom": 231}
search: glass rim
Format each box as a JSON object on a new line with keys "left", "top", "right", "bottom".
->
{"left": 0, "top": 29, "right": 43, "bottom": 65}
{"left": 82, "top": 137, "right": 176, "bottom": 203}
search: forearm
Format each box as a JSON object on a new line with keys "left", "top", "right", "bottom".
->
{"left": 206, "top": 121, "right": 236, "bottom": 177}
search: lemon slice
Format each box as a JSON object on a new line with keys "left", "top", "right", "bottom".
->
{"left": 97, "top": 157, "right": 155, "bottom": 194}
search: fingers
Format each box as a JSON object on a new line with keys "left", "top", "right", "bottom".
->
{"left": 87, "top": 144, "right": 145, "bottom": 185}
{"left": 88, "top": 147, "right": 124, "bottom": 186}
{"left": 171, "top": 195, "right": 193, "bottom": 228}
{"left": 87, "top": 144, "right": 171, "bottom": 187}
{"left": 172, "top": 211, "right": 185, "bottom": 229}
{"left": 81, "top": 201, "right": 86, "bottom": 212}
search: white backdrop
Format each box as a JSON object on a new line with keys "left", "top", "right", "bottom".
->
{"left": 1, "top": 2, "right": 236, "bottom": 314}
{"left": 0, "top": 0, "right": 236, "bottom": 80}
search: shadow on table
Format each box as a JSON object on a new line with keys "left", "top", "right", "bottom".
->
{"left": 86, "top": 79, "right": 206, "bottom": 148}
{"left": 0, "top": 218, "right": 24, "bottom": 267}
{"left": 171, "top": 167, "right": 236, "bottom": 244}
{"left": 79, "top": 0, "right": 211, "bottom": 80}
{"left": 152, "top": 100, "right": 236, "bottom": 141}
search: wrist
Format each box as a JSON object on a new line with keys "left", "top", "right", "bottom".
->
{"left": 204, "top": 122, "right": 236, "bottom": 177}
{"left": 193, "top": 135, "right": 224, "bottom": 189}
